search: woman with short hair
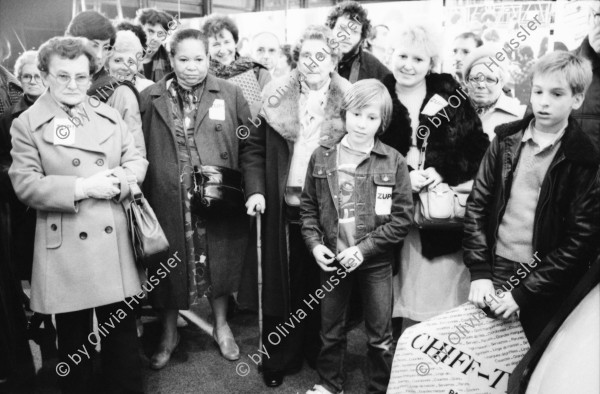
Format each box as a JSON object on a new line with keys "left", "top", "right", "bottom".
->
{"left": 106, "top": 30, "right": 154, "bottom": 92}
{"left": 243, "top": 24, "right": 351, "bottom": 387}
{"left": 8, "top": 37, "right": 147, "bottom": 394}
{"left": 379, "top": 24, "right": 489, "bottom": 332}
{"left": 202, "top": 14, "right": 271, "bottom": 117}
{"left": 462, "top": 45, "right": 526, "bottom": 140}
{"left": 140, "top": 28, "right": 253, "bottom": 369}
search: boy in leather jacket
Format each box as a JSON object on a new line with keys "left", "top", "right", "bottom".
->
{"left": 464, "top": 51, "right": 600, "bottom": 343}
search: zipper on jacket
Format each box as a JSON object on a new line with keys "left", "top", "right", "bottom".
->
{"left": 532, "top": 154, "right": 563, "bottom": 250}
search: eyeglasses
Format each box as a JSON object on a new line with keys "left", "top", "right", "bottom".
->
{"left": 467, "top": 74, "right": 499, "bottom": 86}
{"left": 21, "top": 74, "right": 43, "bottom": 83}
{"left": 48, "top": 72, "right": 90, "bottom": 86}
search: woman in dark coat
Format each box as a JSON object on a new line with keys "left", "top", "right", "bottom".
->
{"left": 243, "top": 25, "right": 351, "bottom": 387}
{"left": 140, "top": 28, "right": 252, "bottom": 369}
{"left": 379, "top": 24, "right": 489, "bottom": 330}
{"left": 0, "top": 50, "right": 44, "bottom": 389}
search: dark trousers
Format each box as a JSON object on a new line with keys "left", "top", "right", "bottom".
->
{"left": 262, "top": 208, "right": 321, "bottom": 372}
{"left": 55, "top": 300, "right": 143, "bottom": 394}
{"left": 318, "top": 264, "right": 393, "bottom": 394}
{"left": 493, "top": 255, "right": 555, "bottom": 343}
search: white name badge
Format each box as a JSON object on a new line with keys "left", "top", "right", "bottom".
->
{"left": 375, "top": 186, "right": 392, "bottom": 215}
{"left": 53, "top": 118, "right": 76, "bottom": 146}
{"left": 209, "top": 99, "right": 225, "bottom": 121}
{"left": 421, "top": 94, "right": 449, "bottom": 116}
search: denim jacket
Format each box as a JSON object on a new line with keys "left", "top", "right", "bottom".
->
{"left": 300, "top": 138, "right": 414, "bottom": 267}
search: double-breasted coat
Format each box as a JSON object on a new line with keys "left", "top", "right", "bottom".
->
{"left": 8, "top": 92, "right": 148, "bottom": 314}
{"left": 140, "top": 73, "right": 252, "bottom": 309}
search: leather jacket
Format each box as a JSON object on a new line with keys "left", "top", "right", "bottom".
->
{"left": 464, "top": 114, "right": 600, "bottom": 310}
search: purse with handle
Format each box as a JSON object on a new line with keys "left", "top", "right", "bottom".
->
{"left": 188, "top": 164, "right": 247, "bottom": 218}
{"left": 413, "top": 131, "right": 472, "bottom": 229}
{"left": 124, "top": 176, "right": 170, "bottom": 267}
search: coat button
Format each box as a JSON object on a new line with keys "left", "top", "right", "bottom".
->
{"left": 220, "top": 152, "right": 229, "bottom": 159}
{"left": 216, "top": 124, "right": 223, "bottom": 131}
{"left": 51, "top": 224, "right": 57, "bottom": 231}
{"left": 72, "top": 158, "right": 80, "bottom": 166}
{"left": 105, "top": 226, "right": 113, "bottom": 234}
{"left": 383, "top": 176, "right": 390, "bottom": 181}
{"left": 96, "top": 159, "right": 104, "bottom": 166}
{"left": 79, "top": 232, "right": 88, "bottom": 240}
{"left": 317, "top": 169, "right": 323, "bottom": 175}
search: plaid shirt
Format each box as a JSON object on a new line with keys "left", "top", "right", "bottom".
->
{"left": 0, "top": 65, "right": 23, "bottom": 117}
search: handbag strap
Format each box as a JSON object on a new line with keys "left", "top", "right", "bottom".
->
{"left": 126, "top": 175, "right": 143, "bottom": 204}
{"left": 417, "top": 130, "right": 429, "bottom": 171}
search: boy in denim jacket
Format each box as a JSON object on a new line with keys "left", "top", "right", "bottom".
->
{"left": 300, "top": 79, "right": 413, "bottom": 394}
{"left": 464, "top": 51, "right": 600, "bottom": 343}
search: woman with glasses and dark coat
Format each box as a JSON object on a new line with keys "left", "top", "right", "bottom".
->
{"left": 379, "top": 24, "right": 489, "bottom": 334}
{"left": 0, "top": 51, "right": 45, "bottom": 389}
{"left": 8, "top": 37, "right": 147, "bottom": 394}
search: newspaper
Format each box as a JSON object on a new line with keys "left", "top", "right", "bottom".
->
{"left": 388, "top": 303, "right": 530, "bottom": 394}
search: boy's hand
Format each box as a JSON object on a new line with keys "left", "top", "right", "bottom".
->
{"left": 469, "top": 279, "right": 495, "bottom": 308}
{"left": 409, "top": 170, "right": 429, "bottom": 193}
{"left": 336, "top": 246, "right": 364, "bottom": 273}
{"left": 312, "top": 245, "right": 336, "bottom": 272}
{"left": 490, "top": 291, "right": 520, "bottom": 319}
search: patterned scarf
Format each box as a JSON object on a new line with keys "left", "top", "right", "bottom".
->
{"left": 209, "top": 55, "right": 256, "bottom": 79}
{"left": 169, "top": 78, "right": 204, "bottom": 112}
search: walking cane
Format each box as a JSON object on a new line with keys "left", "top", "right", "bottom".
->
{"left": 256, "top": 208, "right": 263, "bottom": 373}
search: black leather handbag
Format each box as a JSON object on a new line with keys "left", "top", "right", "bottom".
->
{"left": 189, "top": 165, "right": 246, "bottom": 218}
{"left": 124, "top": 178, "right": 170, "bottom": 268}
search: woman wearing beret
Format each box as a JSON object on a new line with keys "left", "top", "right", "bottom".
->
{"left": 8, "top": 37, "right": 147, "bottom": 394}
{"left": 462, "top": 45, "right": 526, "bottom": 140}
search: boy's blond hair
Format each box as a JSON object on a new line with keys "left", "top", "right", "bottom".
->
{"left": 531, "top": 51, "right": 593, "bottom": 96}
{"left": 341, "top": 79, "right": 392, "bottom": 136}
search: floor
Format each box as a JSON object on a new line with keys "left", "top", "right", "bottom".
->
{"left": 19, "top": 299, "right": 369, "bottom": 394}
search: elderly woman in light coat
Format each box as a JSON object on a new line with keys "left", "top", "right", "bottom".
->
{"left": 8, "top": 37, "right": 147, "bottom": 394}
{"left": 463, "top": 45, "right": 526, "bottom": 140}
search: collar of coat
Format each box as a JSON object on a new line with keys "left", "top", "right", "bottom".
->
{"left": 25, "top": 91, "right": 119, "bottom": 131}
{"left": 10, "top": 95, "right": 31, "bottom": 116}
{"left": 260, "top": 70, "right": 351, "bottom": 143}
{"left": 0, "top": 65, "right": 21, "bottom": 89}
{"left": 320, "top": 136, "right": 390, "bottom": 155}
{"left": 495, "top": 113, "right": 600, "bottom": 166}
{"left": 488, "top": 93, "right": 526, "bottom": 118}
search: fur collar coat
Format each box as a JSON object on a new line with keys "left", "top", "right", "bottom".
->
{"left": 260, "top": 69, "right": 350, "bottom": 145}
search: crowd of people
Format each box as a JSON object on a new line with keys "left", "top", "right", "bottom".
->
{"left": 0, "top": 1, "right": 599, "bottom": 393}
